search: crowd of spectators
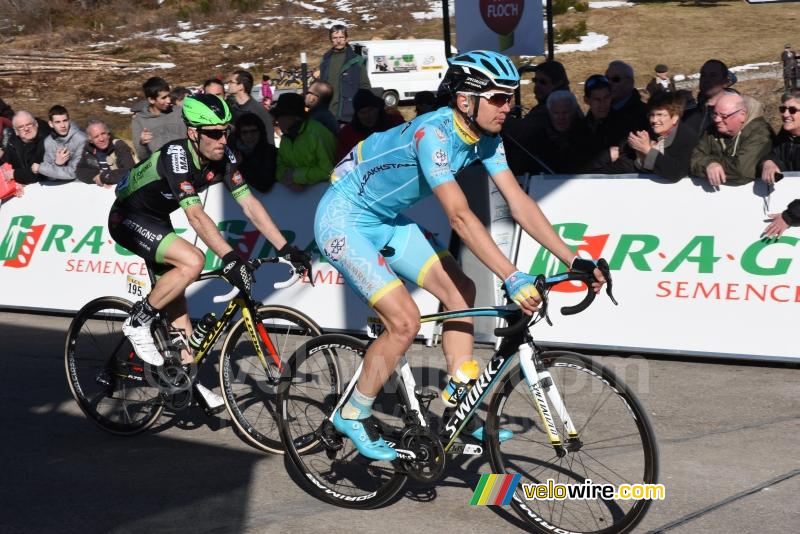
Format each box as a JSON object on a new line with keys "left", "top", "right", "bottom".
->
{"left": 1, "top": 28, "right": 799, "bottom": 216}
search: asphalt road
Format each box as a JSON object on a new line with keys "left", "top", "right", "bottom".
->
{"left": 1, "top": 310, "right": 798, "bottom": 534}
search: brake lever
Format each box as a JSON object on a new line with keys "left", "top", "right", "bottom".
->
{"left": 596, "top": 258, "right": 618, "bottom": 306}
{"left": 534, "top": 274, "right": 552, "bottom": 326}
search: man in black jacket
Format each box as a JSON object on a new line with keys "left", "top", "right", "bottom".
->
{"left": 0, "top": 110, "right": 51, "bottom": 185}
{"left": 605, "top": 60, "right": 648, "bottom": 139}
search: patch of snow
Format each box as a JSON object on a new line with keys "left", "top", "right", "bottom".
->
{"left": 297, "top": 17, "right": 347, "bottom": 28}
{"left": 88, "top": 40, "right": 121, "bottom": 48}
{"left": 589, "top": 1, "right": 634, "bottom": 9}
{"left": 105, "top": 105, "right": 132, "bottom": 115}
{"left": 411, "top": 0, "right": 455, "bottom": 20}
{"left": 177, "top": 21, "right": 192, "bottom": 30}
{"left": 294, "top": 0, "right": 325, "bottom": 12}
{"left": 729, "top": 61, "right": 778, "bottom": 73}
{"left": 362, "top": 14, "right": 376, "bottom": 22}
{"left": 334, "top": 0, "right": 352, "bottom": 10}
{"left": 554, "top": 32, "right": 609, "bottom": 53}
{"left": 673, "top": 74, "right": 686, "bottom": 82}
{"left": 148, "top": 62, "right": 176, "bottom": 69}
{"left": 239, "top": 62, "right": 256, "bottom": 69}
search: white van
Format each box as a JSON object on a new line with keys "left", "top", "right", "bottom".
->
{"left": 350, "top": 39, "right": 456, "bottom": 107}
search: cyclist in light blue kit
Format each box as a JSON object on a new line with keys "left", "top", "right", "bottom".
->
{"left": 315, "top": 51, "right": 605, "bottom": 461}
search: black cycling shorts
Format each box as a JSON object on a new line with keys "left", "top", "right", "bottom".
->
{"left": 108, "top": 203, "right": 179, "bottom": 274}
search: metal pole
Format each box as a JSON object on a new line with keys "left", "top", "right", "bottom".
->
{"left": 546, "top": 0, "right": 555, "bottom": 60}
{"left": 300, "top": 52, "right": 308, "bottom": 93}
{"left": 442, "top": 0, "right": 452, "bottom": 58}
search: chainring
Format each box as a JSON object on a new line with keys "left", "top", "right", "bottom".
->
{"left": 400, "top": 425, "right": 446, "bottom": 483}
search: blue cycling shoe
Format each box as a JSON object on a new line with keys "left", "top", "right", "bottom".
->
{"left": 469, "top": 426, "right": 514, "bottom": 443}
{"left": 332, "top": 410, "right": 397, "bottom": 462}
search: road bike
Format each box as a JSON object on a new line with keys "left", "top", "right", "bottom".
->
{"left": 277, "top": 261, "right": 659, "bottom": 533}
{"left": 65, "top": 256, "right": 323, "bottom": 454}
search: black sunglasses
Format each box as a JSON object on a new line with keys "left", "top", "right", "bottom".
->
{"left": 608, "top": 76, "right": 630, "bottom": 83}
{"left": 779, "top": 105, "right": 799, "bottom": 115}
{"left": 198, "top": 126, "right": 232, "bottom": 140}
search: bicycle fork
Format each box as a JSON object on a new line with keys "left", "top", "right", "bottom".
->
{"left": 518, "top": 343, "right": 581, "bottom": 457}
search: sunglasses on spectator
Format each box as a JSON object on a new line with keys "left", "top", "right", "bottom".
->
{"left": 306, "top": 91, "right": 319, "bottom": 98}
{"left": 197, "top": 126, "right": 232, "bottom": 140}
{"left": 585, "top": 75, "right": 609, "bottom": 90}
{"left": 608, "top": 76, "right": 630, "bottom": 83}
{"left": 711, "top": 108, "right": 744, "bottom": 121}
{"left": 779, "top": 105, "right": 799, "bottom": 115}
{"left": 469, "top": 91, "right": 514, "bottom": 106}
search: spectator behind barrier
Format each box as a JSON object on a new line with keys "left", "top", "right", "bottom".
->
{"left": 605, "top": 60, "right": 649, "bottom": 139}
{"left": 760, "top": 90, "right": 800, "bottom": 184}
{"left": 203, "top": 78, "right": 225, "bottom": 98}
{"left": 576, "top": 74, "right": 630, "bottom": 172}
{"left": 684, "top": 59, "right": 734, "bottom": 137}
{"left": 39, "top": 104, "right": 87, "bottom": 182}
{"left": 690, "top": 92, "right": 773, "bottom": 186}
{"left": 131, "top": 76, "right": 186, "bottom": 161}
{"left": 335, "top": 89, "right": 404, "bottom": 163}
{"left": 524, "top": 90, "right": 596, "bottom": 174}
{"left": 502, "top": 60, "right": 571, "bottom": 175}
{"left": 75, "top": 119, "right": 136, "bottom": 187}
{"left": 233, "top": 112, "right": 278, "bottom": 193}
{"left": 0, "top": 97, "right": 13, "bottom": 120}
{"left": 414, "top": 91, "right": 437, "bottom": 117}
{"left": 0, "top": 111, "right": 51, "bottom": 186}
{"left": 304, "top": 80, "right": 339, "bottom": 135}
{"left": 226, "top": 70, "right": 275, "bottom": 146}
{"left": 625, "top": 92, "right": 698, "bottom": 181}
{"left": 645, "top": 64, "right": 676, "bottom": 98}
{"left": 170, "top": 86, "right": 192, "bottom": 108}
{"left": 272, "top": 92, "right": 335, "bottom": 192}
{"left": 319, "top": 23, "right": 371, "bottom": 123}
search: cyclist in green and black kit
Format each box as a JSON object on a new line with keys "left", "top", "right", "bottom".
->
{"left": 108, "top": 94, "right": 311, "bottom": 410}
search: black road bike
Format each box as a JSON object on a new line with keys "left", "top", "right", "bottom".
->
{"left": 65, "top": 256, "right": 323, "bottom": 454}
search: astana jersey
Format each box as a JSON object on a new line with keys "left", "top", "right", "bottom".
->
{"left": 329, "top": 107, "right": 510, "bottom": 220}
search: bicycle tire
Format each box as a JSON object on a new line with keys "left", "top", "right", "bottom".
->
{"left": 64, "top": 296, "right": 164, "bottom": 435}
{"left": 277, "top": 333, "right": 408, "bottom": 508}
{"left": 219, "top": 305, "right": 323, "bottom": 454}
{"left": 485, "top": 350, "right": 659, "bottom": 534}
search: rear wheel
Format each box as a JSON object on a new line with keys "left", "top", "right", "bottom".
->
{"left": 486, "top": 350, "right": 658, "bottom": 534}
{"left": 65, "top": 297, "right": 164, "bottom": 435}
{"left": 219, "top": 305, "right": 323, "bottom": 454}
{"left": 277, "top": 333, "right": 408, "bottom": 508}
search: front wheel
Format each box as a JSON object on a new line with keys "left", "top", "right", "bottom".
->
{"left": 65, "top": 297, "right": 164, "bottom": 435}
{"left": 486, "top": 350, "right": 659, "bottom": 534}
{"left": 277, "top": 333, "right": 408, "bottom": 508}
{"left": 219, "top": 305, "right": 323, "bottom": 454}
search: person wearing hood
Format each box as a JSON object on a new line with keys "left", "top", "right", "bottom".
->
{"left": 131, "top": 76, "right": 187, "bottom": 161}
{"left": 233, "top": 112, "right": 277, "bottom": 193}
{"left": 37, "top": 105, "right": 86, "bottom": 182}
{"left": 334, "top": 89, "right": 404, "bottom": 162}
{"left": 75, "top": 119, "right": 136, "bottom": 186}
{"left": 272, "top": 92, "right": 335, "bottom": 192}
{"left": 690, "top": 92, "right": 773, "bottom": 186}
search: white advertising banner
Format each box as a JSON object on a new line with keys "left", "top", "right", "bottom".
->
{"left": 520, "top": 174, "right": 800, "bottom": 362}
{"left": 0, "top": 181, "right": 451, "bottom": 340}
{"left": 454, "top": 0, "right": 544, "bottom": 55}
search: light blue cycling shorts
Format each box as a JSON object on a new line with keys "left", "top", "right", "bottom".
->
{"left": 314, "top": 188, "right": 450, "bottom": 307}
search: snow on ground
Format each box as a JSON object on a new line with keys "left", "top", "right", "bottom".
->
{"left": 555, "top": 32, "right": 609, "bottom": 53}
{"left": 730, "top": 61, "right": 779, "bottom": 73}
{"left": 105, "top": 105, "right": 132, "bottom": 115}
{"left": 411, "top": 0, "right": 455, "bottom": 20}
{"left": 589, "top": 2, "right": 634, "bottom": 9}
{"left": 238, "top": 62, "right": 256, "bottom": 69}
{"left": 294, "top": 1, "right": 325, "bottom": 13}
{"left": 298, "top": 17, "right": 347, "bottom": 28}
{"left": 148, "top": 62, "right": 176, "bottom": 69}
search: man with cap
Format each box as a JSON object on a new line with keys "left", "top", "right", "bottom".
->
{"left": 782, "top": 45, "right": 797, "bottom": 92}
{"left": 646, "top": 64, "right": 676, "bottom": 97}
{"left": 272, "top": 92, "right": 335, "bottom": 191}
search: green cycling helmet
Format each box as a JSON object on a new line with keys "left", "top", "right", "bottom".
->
{"left": 182, "top": 94, "right": 232, "bottom": 127}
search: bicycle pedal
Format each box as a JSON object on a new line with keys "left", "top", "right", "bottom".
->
{"left": 414, "top": 386, "right": 439, "bottom": 402}
{"left": 446, "top": 441, "right": 484, "bottom": 456}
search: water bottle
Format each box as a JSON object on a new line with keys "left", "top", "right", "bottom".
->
{"left": 188, "top": 313, "right": 217, "bottom": 351}
{"left": 442, "top": 360, "right": 480, "bottom": 407}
